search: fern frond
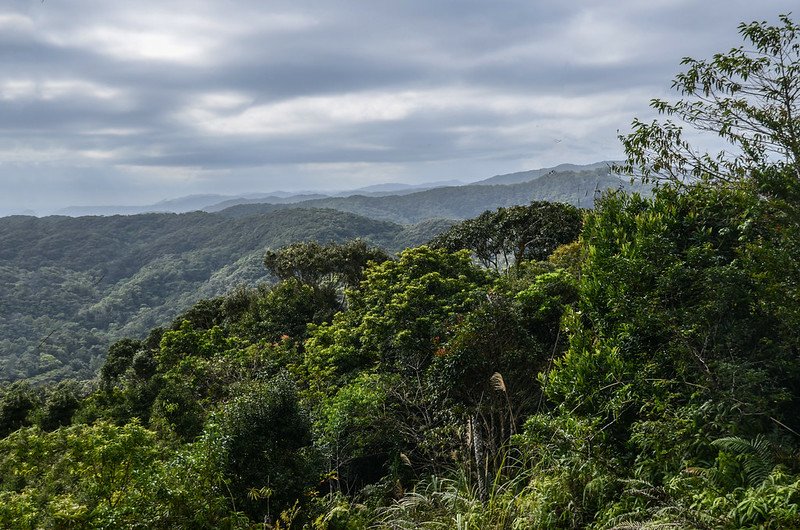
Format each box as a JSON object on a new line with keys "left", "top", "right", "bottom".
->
{"left": 712, "top": 435, "right": 775, "bottom": 487}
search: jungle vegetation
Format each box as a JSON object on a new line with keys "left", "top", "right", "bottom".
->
{"left": 0, "top": 14, "right": 799, "bottom": 529}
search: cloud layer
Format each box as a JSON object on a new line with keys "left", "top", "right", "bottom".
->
{"left": 0, "top": 0, "right": 795, "bottom": 214}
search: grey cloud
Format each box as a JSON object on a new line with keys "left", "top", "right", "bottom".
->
{"left": 0, "top": 0, "right": 796, "bottom": 213}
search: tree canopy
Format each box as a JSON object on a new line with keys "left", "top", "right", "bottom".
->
{"left": 429, "top": 201, "right": 583, "bottom": 271}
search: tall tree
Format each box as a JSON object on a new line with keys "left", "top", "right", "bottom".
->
{"left": 263, "top": 239, "right": 388, "bottom": 292}
{"left": 429, "top": 201, "right": 582, "bottom": 271}
{"left": 616, "top": 14, "right": 800, "bottom": 185}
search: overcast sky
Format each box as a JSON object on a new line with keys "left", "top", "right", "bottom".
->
{"left": 0, "top": 1, "right": 796, "bottom": 214}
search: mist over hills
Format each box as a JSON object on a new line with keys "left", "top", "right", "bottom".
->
{"left": 351, "top": 179, "right": 464, "bottom": 193}
{"left": 53, "top": 180, "right": 465, "bottom": 217}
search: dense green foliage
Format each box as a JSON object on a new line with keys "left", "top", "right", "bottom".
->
{"left": 0, "top": 216, "right": 581, "bottom": 527}
{"left": 6, "top": 169, "right": 800, "bottom": 526}
{"left": 264, "top": 239, "right": 389, "bottom": 292}
{"left": 1, "top": 15, "right": 799, "bottom": 529}
{"left": 0, "top": 208, "right": 445, "bottom": 383}
{"left": 429, "top": 201, "right": 583, "bottom": 271}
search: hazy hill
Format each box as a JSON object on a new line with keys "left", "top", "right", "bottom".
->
{"left": 51, "top": 163, "right": 618, "bottom": 217}
{"left": 0, "top": 208, "right": 448, "bottom": 383}
{"left": 201, "top": 181, "right": 467, "bottom": 212}
{"left": 197, "top": 194, "right": 330, "bottom": 213}
{"left": 56, "top": 192, "right": 329, "bottom": 217}
{"left": 55, "top": 180, "right": 466, "bottom": 217}
{"left": 474, "top": 161, "right": 616, "bottom": 186}
{"left": 220, "top": 168, "right": 642, "bottom": 223}
{"left": 347, "top": 179, "right": 465, "bottom": 193}
{"left": 57, "top": 194, "right": 238, "bottom": 216}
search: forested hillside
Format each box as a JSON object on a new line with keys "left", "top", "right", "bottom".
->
{"left": 2, "top": 169, "right": 799, "bottom": 527}
{"left": 0, "top": 208, "right": 450, "bottom": 382}
{"left": 0, "top": 165, "right": 633, "bottom": 384}
{"left": 1, "top": 14, "right": 799, "bottom": 530}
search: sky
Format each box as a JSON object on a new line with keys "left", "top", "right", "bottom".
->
{"left": 0, "top": 0, "right": 796, "bottom": 215}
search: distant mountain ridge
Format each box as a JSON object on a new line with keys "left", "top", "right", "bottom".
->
{"left": 56, "top": 192, "right": 325, "bottom": 217}
{"left": 219, "top": 167, "right": 642, "bottom": 224}
{"left": 206, "top": 163, "right": 627, "bottom": 218}
{"left": 53, "top": 180, "right": 468, "bottom": 217}
{"left": 48, "top": 162, "right": 620, "bottom": 218}
{"left": 474, "top": 161, "right": 616, "bottom": 186}
{"left": 196, "top": 194, "right": 330, "bottom": 213}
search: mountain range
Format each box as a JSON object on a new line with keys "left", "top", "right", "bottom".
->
{"left": 53, "top": 162, "right": 615, "bottom": 217}
{"left": 216, "top": 166, "right": 634, "bottom": 223}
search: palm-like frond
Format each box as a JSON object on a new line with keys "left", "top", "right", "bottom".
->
{"left": 712, "top": 435, "right": 774, "bottom": 487}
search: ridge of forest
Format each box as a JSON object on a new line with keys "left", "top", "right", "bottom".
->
{"left": 0, "top": 208, "right": 451, "bottom": 382}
